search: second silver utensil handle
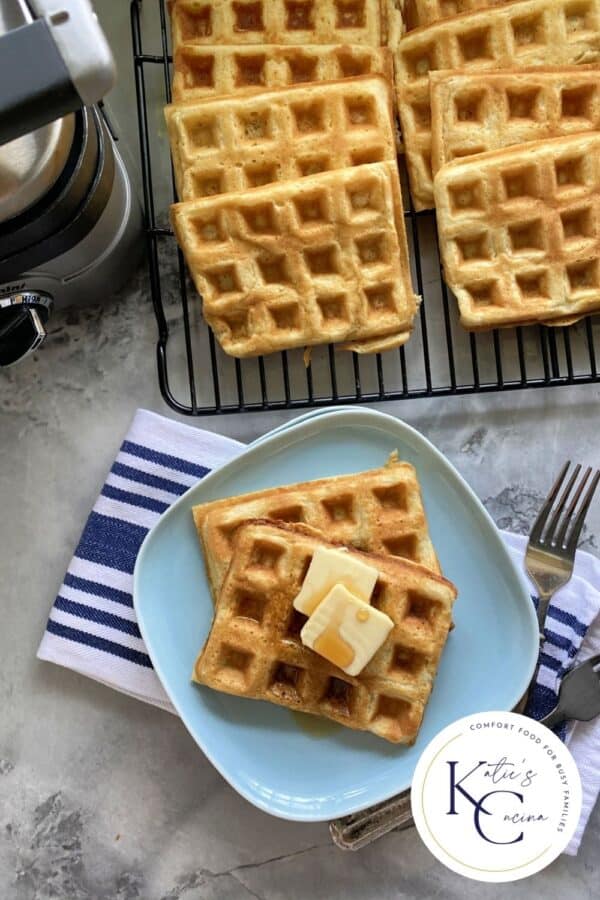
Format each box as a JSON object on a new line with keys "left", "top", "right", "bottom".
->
{"left": 329, "top": 790, "right": 413, "bottom": 851}
{"left": 539, "top": 705, "right": 565, "bottom": 730}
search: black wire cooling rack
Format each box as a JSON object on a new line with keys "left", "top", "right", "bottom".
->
{"left": 130, "top": 0, "right": 600, "bottom": 416}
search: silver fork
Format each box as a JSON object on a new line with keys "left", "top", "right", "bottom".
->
{"left": 330, "top": 461, "right": 600, "bottom": 851}
{"left": 525, "top": 461, "right": 600, "bottom": 640}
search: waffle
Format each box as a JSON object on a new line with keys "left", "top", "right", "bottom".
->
{"left": 193, "top": 456, "right": 440, "bottom": 601}
{"left": 171, "top": 162, "right": 419, "bottom": 357}
{"left": 165, "top": 75, "right": 396, "bottom": 201}
{"left": 434, "top": 132, "right": 600, "bottom": 330}
{"left": 395, "top": 0, "right": 600, "bottom": 210}
{"left": 171, "top": 43, "right": 392, "bottom": 102}
{"left": 431, "top": 67, "right": 600, "bottom": 174}
{"left": 341, "top": 329, "right": 411, "bottom": 353}
{"left": 404, "top": 0, "right": 507, "bottom": 29}
{"left": 192, "top": 520, "right": 457, "bottom": 743}
{"left": 170, "top": 0, "right": 399, "bottom": 50}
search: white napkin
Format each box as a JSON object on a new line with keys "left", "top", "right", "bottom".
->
{"left": 37, "top": 409, "right": 600, "bottom": 853}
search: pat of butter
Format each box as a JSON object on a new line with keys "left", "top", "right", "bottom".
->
{"left": 300, "top": 584, "right": 393, "bottom": 676}
{"left": 293, "top": 546, "right": 378, "bottom": 616}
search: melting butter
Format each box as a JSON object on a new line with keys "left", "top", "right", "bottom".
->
{"left": 301, "top": 584, "right": 393, "bottom": 676}
{"left": 293, "top": 546, "right": 378, "bottom": 616}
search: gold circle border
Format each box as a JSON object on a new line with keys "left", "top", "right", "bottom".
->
{"left": 417, "top": 730, "right": 556, "bottom": 875}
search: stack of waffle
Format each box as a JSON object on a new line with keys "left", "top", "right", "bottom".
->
{"left": 191, "top": 458, "right": 457, "bottom": 744}
{"left": 166, "top": 0, "right": 421, "bottom": 358}
{"left": 396, "top": 0, "right": 600, "bottom": 331}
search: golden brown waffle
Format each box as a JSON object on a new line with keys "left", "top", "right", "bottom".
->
{"left": 404, "top": 0, "right": 508, "bottom": 29}
{"left": 431, "top": 67, "right": 600, "bottom": 174}
{"left": 165, "top": 75, "right": 396, "bottom": 201}
{"left": 434, "top": 132, "right": 600, "bottom": 330}
{"left": 341, "top": 329, "right": 411, "bottom": 352}
{"left": 171, "top": 162, "right": 419, "bottom": 357}
{"left": 192, "top": 520, "right": 457, "bottom": 743}
{"left": 395, "top": 0, "right": 600, "bottom": 210}
{"left": 193, "top": 457, "right": 440, "bottom": 601}
{"left": 171, "top": 43, "right": 392, "bottom": 102}
{"left": 170, "top": 0, "right": 398, "bottom": 50}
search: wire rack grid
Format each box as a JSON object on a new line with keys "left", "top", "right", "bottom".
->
{"left": 130, "top": 0, "right": 600, "bottom": 416}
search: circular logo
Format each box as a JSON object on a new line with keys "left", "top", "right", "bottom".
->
{"left": 411, "top": 711, "right": 582, "bottom": 882}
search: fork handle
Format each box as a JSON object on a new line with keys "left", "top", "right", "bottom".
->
{"left": 536, "top": 596, "right": 553, "bottom": 633}
{"left": 515, "top": 630, "right": 546, "bottom": 713}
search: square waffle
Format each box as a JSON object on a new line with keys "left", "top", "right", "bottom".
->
{"left": 395, "top": 0, "right": 600, "bottom": 210}
{"left": 171, "top": 43, "right": 392, "bottom": 103}
{"left": 165, "top": 75, "right": 396, "bottom": 201}
{"left": 434, "top": 132, "right": 600, "bottom": 329}
{"left": 171, "top": 161, "right": 419, "bottom": 357}
{"left": 404, "top": 0, "right": 508, "bottom": 29}
{"left": 192, "top": 520, "right": 457, "bottom": 743}
{"left": 169, "top": 0, "right": 399, "bottom": 50}
{"left": 431, "top": 67, "right": 600, "bottom": 174}
{"left": 192, "top": 456, "right": 440, "bottom": 601}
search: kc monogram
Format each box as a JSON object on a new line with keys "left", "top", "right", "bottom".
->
{"left": 447, "top": 761, "right": 526, "bottom": 844}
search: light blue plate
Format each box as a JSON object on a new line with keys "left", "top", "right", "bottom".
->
{"left": 133, "top": 407, "right": 538, "bottom": 821}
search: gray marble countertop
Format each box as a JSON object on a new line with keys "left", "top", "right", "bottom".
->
{"left": 3, "top": 299, "right": 600, "bottom": 900}
{"left": 1, "top": 2, "right": 600, "bottom": 898}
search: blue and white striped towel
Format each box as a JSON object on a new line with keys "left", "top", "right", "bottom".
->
{"left": 37, "top": 408, "right": 600, "bottom": 854}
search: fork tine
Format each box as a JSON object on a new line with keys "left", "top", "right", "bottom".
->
{"left": 543, "top": 463, "right": 582, "bottom": 546}
{"left": 529, "top": 461, "right": 571, "bottom": 544}
{"left": 565, "top": 470, "right": 600, "bottom": 556}
{"left": 554, "top": 466, "right": 591, "bottom": 547}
